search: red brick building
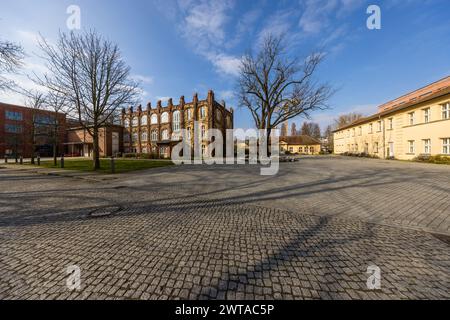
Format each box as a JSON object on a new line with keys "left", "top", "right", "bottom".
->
{"left": 0, "top": 102, "right": 66, "bottom": 158}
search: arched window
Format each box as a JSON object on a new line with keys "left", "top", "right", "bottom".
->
{"left": 141, "top": 131, "right": 148, "bottom": 141}
{"left": 151, "top": 114, "right": 158, "bottom": 124}
{"left": 132, "top": 132, "right": 138, "bottom": 142}
{"left": 124, "top": 119, "right": 130, "bottom": 127}
{"left": 172, "top": 111, "right": 180, "bottom": 132}
{"left": 161, "top": 112, "right": 169, "bottom": 123}
{"left": 132, "top": 117, "right": 139, "bottom": 127}
{"left": 151, "top": 130, "right": 158, "bottom": 141}
{"left": 201, "top": 125, "right": 206, "bottom": 138}
{"left": 199, "top": 107, "right": 206, "bottom": 119}
{"left": 161, "top": 129, "right": 169, "bottom": 140}
{"left": 141, "top": 115, "right": 148, "bottom": 126}
{"left": 186, "top": 109, "right": 192, "bottom": 121}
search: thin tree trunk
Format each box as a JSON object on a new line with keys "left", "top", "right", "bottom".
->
{"left": 93, "top": 128, "right": 101, "bottom": 170}
{"left": 53, "top": 125, "right": 58, "bottom": 166}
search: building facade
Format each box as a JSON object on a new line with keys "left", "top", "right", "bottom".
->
{"left": 121, "top": 90, "right": 234, "bottom": 158}
{"left": 65, "top": 125, "right": 124, "bottom": 157}
{"left": 0, "top": 102, "right": 66, "bottom": 158}
{"left": 279, "top": 135, "right": 321, "bottom": 155}
{"left": 334, "top": 76, "right": 450, "bottom": 160}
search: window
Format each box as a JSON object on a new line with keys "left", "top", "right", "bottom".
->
{"left": 374, "top": 142, "right": 379, "bottom": 153}
{"left": 141, "top": 115, "right": 148, "bottom": 126}
{"left": 132, "top": 117, "right": 139, "bottom": 127}
{"left": 408, "top": 112, "right": 415, "bottom": 125}
{"left": 201, "top": 125, "right": 206, "bottom": 138}
{"left": 199, "top": 107, "right": 206, "bottom": 119}
{"left": 369, "top": 123, "right": 373, "bottom": 134}
{"left": 442, "top": 103, "right": 450, "bottom": 120}
{"left": 377, "top": 121, "right": 382, "bottom": 132}
{"left": 141, "top": 132, "right": 148, "bottom": 141}
{"left": 5, "top": 124, "right": 22, "bottom": 133}
{"left": 352, "top": 128, "right": 355, "bottom": 137}
{"left": 151, "top": 114, "right": 158, "bottom": 124}
{"left": 186, "top": 127, "right": 191, "bottom": 140}
{"left": 132, "top": 133, "right": 138, "bottom": 142}
{"left": 172, "top": 111, "right": 180, "bottom": 132}
{"left": 423, "top": 108, "right": 430, "bottom": 123}
{"left": 202, "top": 144, "right": 206, "bottom": 156}
{"left": 359, "top": 127, "right": 362, "bottom": 136}
{"left": 161, "top": 112, "right": 169, "bottom": 123}
{"left": 355, "top": 144, "right": 358, "bottom": 152}
{"left": 161, "top": 129, "right": 169, "bottom": 140}
{"left": 298, "top": 147, "right": 302, "bottom": 153}
{"left": 142, "top": 147, "right": 148, "bottom": 154}
{"left": 124, "top": 119, "right": 130, "bottom": 127}
{"left": 151, "top": 130, "right": 158, "bottom": 141}
{"left": 388, "top": 118, "right": 393, "bottom": 130}
{"left": 423, "top": 139, "right": 431, "bottom": 154}
{"left": 186, "top": 109, "right": 192, "bottom": 121}
{"left": 408, "top": 140, "right": 415, "bottom": 154}
{"left": 5, "top": 110, "right": 23, "bottom": 121}
{"left": 442, "top": 138, "right": 450, "bottom": 154}
{"left": 289, "top": 147, "right": 293, "bottom": 152}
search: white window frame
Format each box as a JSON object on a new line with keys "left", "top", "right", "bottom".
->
{"left": 442, "top": 138, "right": 450, "bottom": 155}
{"left": 423, "top": 139, "right": 431, "bottom": 154}
{"left": 442, "top": 103, "right": 450, "bottom": 120}
{"left": 141, "top": 115, "right": 148, "bottom": 126}
{"left": 408, "top": 112, "right": 415, "bottom": 126}
{"left": 172, "top": 111, "right": 180, "bottom": 132}
{"left": 423, "top": 108, "right": 430, "bottom": 123}
{"left": 408, "top": 140, "right": 415, "bottom": 154}
{"left": 151, "top": 114, "right": 158, "bottom": 125}
{"left": 151, "top": 130, "right": 158, "bottom": 141}
{"left": 161, "top": 112, "right": 169, "bottom": 124}
{"left": 161, "top": 129, "right": 169, "bottom": 140}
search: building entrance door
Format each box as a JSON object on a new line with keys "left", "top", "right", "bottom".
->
{"left": 388, "top": 142, "right": 394, "bottom": 158}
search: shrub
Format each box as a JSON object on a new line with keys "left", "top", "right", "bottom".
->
{"left": 123, "top": 153, "right": 137, "bottom": 158}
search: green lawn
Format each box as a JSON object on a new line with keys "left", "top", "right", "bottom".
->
{"left": 36, "top": 158, "right": 174, "bottom": 173}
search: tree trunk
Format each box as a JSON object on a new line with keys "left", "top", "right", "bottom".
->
{"left": 93, "top": 128, "right": 101, "bottom": 170}
{"left": 53, "top": 126, "right": 58, "bottom": 166}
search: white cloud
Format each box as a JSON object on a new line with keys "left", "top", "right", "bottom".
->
{"left": 208, "top": 53, "right": 241, "bottom": 77}
{"left": 131, "top": 74, "right": 154, "bottom": 85}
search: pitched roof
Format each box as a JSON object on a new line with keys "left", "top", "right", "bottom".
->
{"left": 279, "top": 135, "right": 321, "bottom": 145}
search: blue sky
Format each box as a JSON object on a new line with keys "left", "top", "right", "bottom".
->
{"left": 1, "top": 0, "right": 450, "bottom": 130}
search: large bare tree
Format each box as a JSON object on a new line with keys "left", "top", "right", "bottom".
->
{"left": 36, "top": 30, "right": 140, "bottom": 169}
{"left": 45, "top": 90, "right": 68, "bottom": 166}
{"left": 238, "top": 34, "right": 333, "bottom": 138}
{"left": 0, "top": 39, "right": 24, "bottom": 91}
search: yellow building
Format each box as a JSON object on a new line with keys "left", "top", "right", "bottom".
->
{"left": 334, "top": 76, "right": 450, "bottom": 160}
{"left": 279, "top": 135, "right": 321, "bottom": 155}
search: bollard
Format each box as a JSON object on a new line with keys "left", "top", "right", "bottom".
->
{"left": 60, "top": 154, "right": 64, "bottom": 168}
{"left": 19, "top": 156, "right": 23, "bottom": 165}
{"left": 4, "top": 156, "right": 7, "bottom": 164}
{"left": 37, "top": 155, "right": 41, "bottom": 166}
{"left": 111, "top": 156, "right": 115, "bottom": 174}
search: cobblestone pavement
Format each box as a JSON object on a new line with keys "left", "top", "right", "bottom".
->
{"left": 0, "top": 157, "right": 449, "bottom": 300}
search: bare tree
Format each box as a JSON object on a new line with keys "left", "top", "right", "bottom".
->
{"left": 333, "top": 112, "right": 364, "bottom": 129}
{"left": 35, "top": 30, "right": 140, "bottom": 170}
{"left": 280, "top": 122, "right": 288, "bottom": 136}
{"left": 24, "top": 90, "right": 46, "bottom": 164}
{"left": 0, "top": 39, "right": 24, "bottom": 91}
{"left": 290, "top": 123, "right": 297, "bottom": 136}
{"left": 45, "top": 91, "right": 68, "bottom": 165}
{"left": 324, "top": 125, "right": 334, "bottom": 153}
{"left": 238, "top": 34, "right": 333, "bottom": 139}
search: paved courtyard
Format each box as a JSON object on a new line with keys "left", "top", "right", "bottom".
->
{"left": 0, "top": 156, "right": 449, "bottom": 299}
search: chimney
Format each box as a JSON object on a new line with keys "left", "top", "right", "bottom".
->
{"left": 147, "top": 102, "right": 152, "bottom": 110}
{"left": 193, "top": 93, "right": 198, "bottom": 104}
{"left": 157, "top": 100, "right": 162, "bottom": 111}
{"left": 137, "top": 104, "right": 142, "bottom": 113}
{"left": 168, "top": 98, "right": 173, "bottom": 107}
